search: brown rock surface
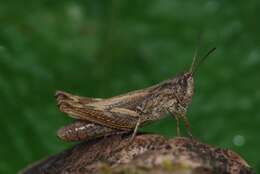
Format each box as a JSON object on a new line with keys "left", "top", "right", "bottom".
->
{"left": 20, "top": 134, "right": 253, "bottom": 174}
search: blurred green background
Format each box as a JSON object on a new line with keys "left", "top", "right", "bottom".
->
{"left": 0, "top": 0, "right": 259, "bottom": 173}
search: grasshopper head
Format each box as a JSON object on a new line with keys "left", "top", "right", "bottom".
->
{"left": 161, "top": 72, "right": 194, "bottom": 117}
{"left": 181, "top": 46, "right": 216, "bottom": 103}
{"left": 185, "top": 73, "right": 194, "bottom": 98}
{"left": 176, "top": 72, "right": 194, "bottom": 109}
{"left": 170, "top": 47, "right": 216, "bottom": 116}
{"left": 153, "top": 47, "right": 215, "bottom": 116}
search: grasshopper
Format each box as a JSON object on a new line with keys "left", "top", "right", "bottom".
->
{"left": 55, "top": 47, "right": 216, "bottom": 142}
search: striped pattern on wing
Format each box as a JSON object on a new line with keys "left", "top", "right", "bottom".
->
{"left": 55, "top": 90, "right": 148, "bottom": 130}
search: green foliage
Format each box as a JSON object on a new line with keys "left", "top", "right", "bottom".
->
{"left": 0, "top": 1, "right": 259, "bottom": 173}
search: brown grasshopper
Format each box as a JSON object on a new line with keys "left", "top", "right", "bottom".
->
{"left": 55, "top": 47, "right": 216, "bottom": 142}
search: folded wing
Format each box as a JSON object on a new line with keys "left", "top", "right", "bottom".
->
{"left": 55, "top": 90, "right": 148, "bottom": 130}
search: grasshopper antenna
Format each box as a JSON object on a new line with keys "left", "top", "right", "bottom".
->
{"left": 189, "top": 33, "right": 202, "bottom": 73}
{"left": 189, "top": 33, "right": 216, "bottom": 74}
{"left": 191, "top": 47, "right": 216, "bottom": 75}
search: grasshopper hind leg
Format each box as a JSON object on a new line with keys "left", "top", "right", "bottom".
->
{"left": 57, "top": 120, "right": 128, "bottom": 142}
{"left": 129, "top": 117, "right": 141, "bottom": 143}
{"left": 113, "top": 117, "right": 141, "bottom": 153}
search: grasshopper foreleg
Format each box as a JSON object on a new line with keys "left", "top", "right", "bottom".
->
{"left": 168, "top": 110, "right": 181, "bottom": 137}
{"left": 180, "top": 114, "right": 193, "bottom": 139}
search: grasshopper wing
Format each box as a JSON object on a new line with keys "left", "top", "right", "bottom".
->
{"left": 56, "top": 90, "right": 149, "bottom": 130}
{"left": 55, "top": 91, "right": 103, "bottom": 104}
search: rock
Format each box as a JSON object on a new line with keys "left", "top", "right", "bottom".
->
{"left": 19, "top": 134, "right": 253, "bottom": 174}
